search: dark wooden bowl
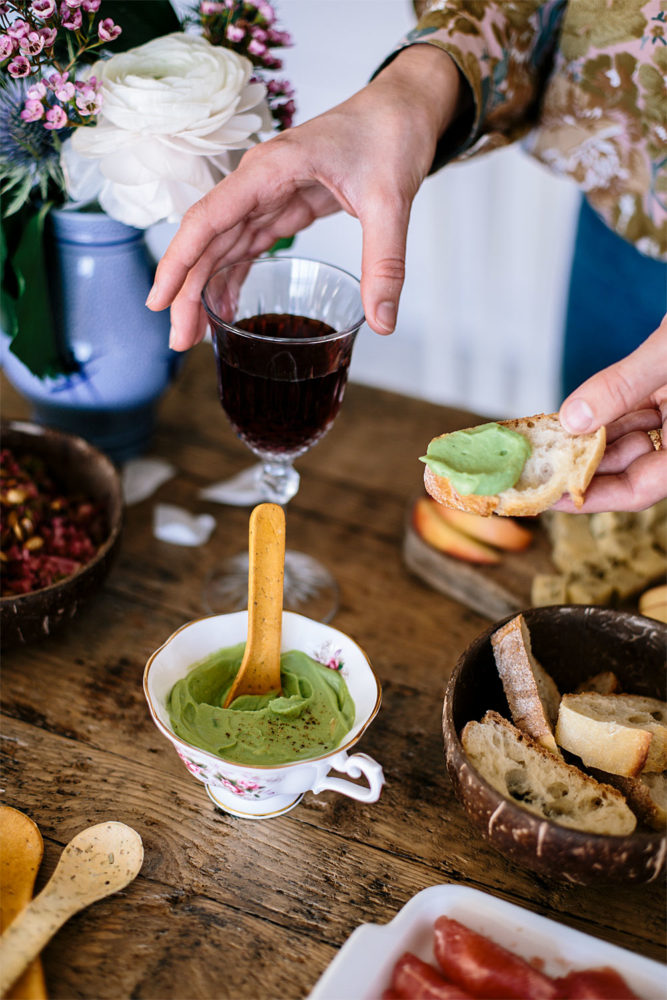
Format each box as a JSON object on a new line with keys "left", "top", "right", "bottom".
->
{"left": 443, "top": 605, "right": 667, "bottom": 885}
{"left": 1, "top": 420, "right": 123, "bottom": 646}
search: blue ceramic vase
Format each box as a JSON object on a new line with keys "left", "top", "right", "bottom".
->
{"left": 1, "top": 207, "right": 176, "bottom": 463}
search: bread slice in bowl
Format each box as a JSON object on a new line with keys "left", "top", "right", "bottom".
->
{"left": 461, "top": 711, "right": 637, "bottom": 835}
{"left": 556, "top": 692, "right": 667, "bottom": 777}
{"left": 423, "top": 413, "right": 606, "bottom": 517}
{"left": 491, "top": 614, "right": 561, "bottom": 756}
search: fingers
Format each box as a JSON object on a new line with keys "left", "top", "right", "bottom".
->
{"left": 359, "top": 191, "right": 411, "bottom": 335}
{"left": 560, "top": 319, "right": 667, "bottom": 433}
{"left": 552, "top": 448, "right": 667, "bottom": 513}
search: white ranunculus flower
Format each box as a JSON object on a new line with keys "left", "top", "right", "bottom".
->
{"left": 61, "top": 33, "right": 273, "bottom": 228}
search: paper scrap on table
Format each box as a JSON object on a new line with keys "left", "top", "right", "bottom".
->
{"left": 198, "top": 464, "right": 264, "bottom": 506}
{"left": 122, "top": 458, "right": 176, "bottom": 506}
{"left": 153, "top": 504, "right": 216, "bottom": 546}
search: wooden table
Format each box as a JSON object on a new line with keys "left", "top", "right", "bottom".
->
{"left": 1, "top": 344, "right": 665, "bottom": 999}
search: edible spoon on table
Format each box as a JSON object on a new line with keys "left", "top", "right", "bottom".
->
{"left": 223, "top": 502, "right": 285, "bottom": 707}
{"left": 0, "top": 806, "right": 47, "bottom": 1000}
{"left": 0, "top": 822, "right": 143, "bottom": 998}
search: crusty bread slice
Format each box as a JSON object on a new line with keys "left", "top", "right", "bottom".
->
{"left": 556, "top": 693, "right": 667, "bottom": 777}
{"left": 491, "top": 614, "right": 561, "bottom": 755}
{"left": 461, "top": 711, "right": 636, "bottom": 835}
{"left": 590, "top": 770, "right": 667, "bottom": 831}
{"left": 423, "top": 413, "right": 606, "bottom": 517}
{"left": 575, "top": 671, "right": 621, "bottom": 695}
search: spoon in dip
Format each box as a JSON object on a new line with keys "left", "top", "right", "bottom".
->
{"left": 223, "top": 502, "right": 285, "bottom": 707}
{"left": 0, "top": 821, "right": 143, "bottom": 998}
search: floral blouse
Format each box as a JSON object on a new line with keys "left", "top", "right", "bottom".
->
{"left": 390, "top": 0, "right": 666, "bottom": 261}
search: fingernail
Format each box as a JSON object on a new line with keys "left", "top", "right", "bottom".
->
{"left": 145, "top": 286, "right": 157, "bottom": 307}
{"left": 168, "top": 325, "right": 177, "bottom": 350}
{"left": 562, "top": 398, "right": 594, "bottom": 433}
{"left": 376, "top": 301, "right": 396, "bottom": 333}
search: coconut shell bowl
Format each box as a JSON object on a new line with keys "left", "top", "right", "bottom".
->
{"left": 443, "top": 605, "right": 667, "bottom": 885}
{"left": 1, "top": 419, "right": 123, "bottom": 646}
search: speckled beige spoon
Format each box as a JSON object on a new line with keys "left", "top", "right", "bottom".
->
{"left": 0, "top": 806, "right": 47, "bottom": 1000}
{"left": 223, "top": 502, "right": 285, "bottom": 707}
{"left": 0, "top": 822, "right": 143, "bottom": 998}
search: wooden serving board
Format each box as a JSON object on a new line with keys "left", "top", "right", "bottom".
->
{"left": 403, "top": 499, "right": 555, "bottom": 621}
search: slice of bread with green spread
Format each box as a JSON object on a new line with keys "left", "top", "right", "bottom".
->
{"left": 424, "top": 413, "right": 606, "bottom": 517}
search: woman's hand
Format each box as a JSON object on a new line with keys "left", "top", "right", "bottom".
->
{"left": 555, "top": 316, "right": 667, "bottom": 512}
{"left": 146, "top": 44, "right": 463, "bottom": 349}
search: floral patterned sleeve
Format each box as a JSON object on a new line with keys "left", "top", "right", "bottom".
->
{"left": 388, "top": 0, "right": 568, "bottom": 166}
{"left": 382, "top": 0, "right": 666, "bottom": 260}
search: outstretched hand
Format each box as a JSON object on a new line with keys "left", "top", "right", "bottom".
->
{"left": 146, "top": 45, "right": 463, "bottom": 349}
{"left": 555, "top": 316, "right": 667, "bottom": 513}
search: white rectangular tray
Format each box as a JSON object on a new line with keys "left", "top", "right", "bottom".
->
{"left": 309, "top": 884, "right": 666, "bottom": 1000}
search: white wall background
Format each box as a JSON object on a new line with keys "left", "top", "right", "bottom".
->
{"left": 275, "top": 0, "right": 581, "bottom": 417}
{"left": 159, "top": 0, "right": 582, "bottom": 418}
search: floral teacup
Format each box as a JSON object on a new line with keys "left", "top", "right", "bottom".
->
{"left": 143, "top": 611, "right": 384, "bottom": 819}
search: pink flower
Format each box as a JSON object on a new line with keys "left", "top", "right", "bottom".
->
{"left": 19, "top": 31, "right": 45, "bottom": 55}
{"left": 8, "top": 55, "right": 31, "bottom": 77}
{"left": 268, "top": 28, "right": 292, "bottom": 47}
{"left": 226, "top": 23, "right": 244, "bottom": 43}
{"left": 97, "top": 17, "right": 121, "bottom": 41}
{"left": 63, "top": 0, "right": 82, "bottom": 6}
{"left": 200, "top": 1, "right": 225, "bottom": 12}
{"left": 61, "top": 5, "right": 82, "bottom": 30}
{"left": 46, "top": 70, "right": 69, "bottom": 90}
{"left": 27, "top": 80, "right": 47, "bottom": 99}
{"left": 55, "top": 79, "right": 75, "bottom": 101}
{"left": 257, "top": 1, "right": 275, "bottom": 23}
{"left": 81, "top": 0, "right": 100, "bottom": 9}
{"left": 20, "top": 98, "right": 45, "bottom": 122}
{"left": 75, "top": 78, "right": 102, "bottom": 114}
{"left": 8, "top": 20, "right": 30, "bottom": 39}
{"left": 44, "top": 105, "right": 68, "bottom": 129}
{"left": 0, "top": 34, "right": 15, "bottom": 58}
{"left": 38, "top": 25, "right": 57, "bottom": 46}
{"left": 248, "top": 38, "right": 267, "bottom": 57}
{"left": 31, "top": 0, "right": 56, "bottom": 16}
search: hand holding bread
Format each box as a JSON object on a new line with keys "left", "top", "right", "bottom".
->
{"left": 556, "top": 317, "right": 666, "bottom": 514}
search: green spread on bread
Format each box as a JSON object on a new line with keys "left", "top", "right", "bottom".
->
{"left": 420, "top": 422, "right": 531, "bottom": 496}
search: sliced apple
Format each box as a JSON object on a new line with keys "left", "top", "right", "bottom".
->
{"left": 639, "top": 584, "right": 667, "bottom": 623}
{"left": 412, "top": 497, "right": 501, "bottom": 565}
{"left": 433, "top": 506, "right": 533, "bottom": 551}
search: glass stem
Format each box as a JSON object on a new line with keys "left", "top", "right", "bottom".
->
{"left": 260, "top": 460, "right": 300, "bottom": 505}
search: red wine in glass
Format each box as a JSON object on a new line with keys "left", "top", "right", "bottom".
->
{"left": 212, "top": 312, "right": 354, "bottom": 460}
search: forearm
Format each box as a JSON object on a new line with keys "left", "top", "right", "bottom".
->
{"left": 370, "top": 43, "right": 469, "bottom": 146}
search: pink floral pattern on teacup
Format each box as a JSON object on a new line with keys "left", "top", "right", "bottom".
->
{"left": 312, "top": 641, "right": 344, "bottom": 672}
{"left": 175, "top": 747, "right": 276, "bottom": 799}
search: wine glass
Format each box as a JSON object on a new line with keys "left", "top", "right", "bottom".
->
{"left": 201, "top": 256, "right": 365, "bottom": 622}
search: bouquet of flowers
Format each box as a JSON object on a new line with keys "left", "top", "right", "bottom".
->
{"left": 1, "top": 0, "right": 295, "bottom": 377}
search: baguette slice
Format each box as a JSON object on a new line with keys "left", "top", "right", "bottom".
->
{"left": 461, "top": 711, "right": 636, "bottom": 835}
{"left": 590, "top": 770, "right": 667, "bottom": 831}
{"left": 491, "top": 614, "right": 561, "bottom": 755}
{"left": 556, "top": 693, "right": 667, "bottom": 777}
{"left": 423, "top": 413, "right": 605, "bottom": 516}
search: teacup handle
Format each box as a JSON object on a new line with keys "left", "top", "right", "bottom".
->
{"left": 312, "top": 750, "right": 384, "bottom": 802}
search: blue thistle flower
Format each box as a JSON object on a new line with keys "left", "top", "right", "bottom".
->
{"left": 0, "top": 78, "right": 67, "bottom": 214}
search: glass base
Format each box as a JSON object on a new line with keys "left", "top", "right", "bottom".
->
{"left": 203, "top": 549, "right": 339, "bottom": 624}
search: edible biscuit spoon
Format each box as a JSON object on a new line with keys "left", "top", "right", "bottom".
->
{"left": 0, "top": 821, "right": 143, "bottom": 998}
{"left": 223, "top": 502, "right": 285, "bottom": 707}
{"left": 0, "top": 806, "right": 47, "bottom": 1000}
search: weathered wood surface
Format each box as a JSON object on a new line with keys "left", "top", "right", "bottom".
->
{"left": 1, "top": 347, "right": 666, "bottom": 1000}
